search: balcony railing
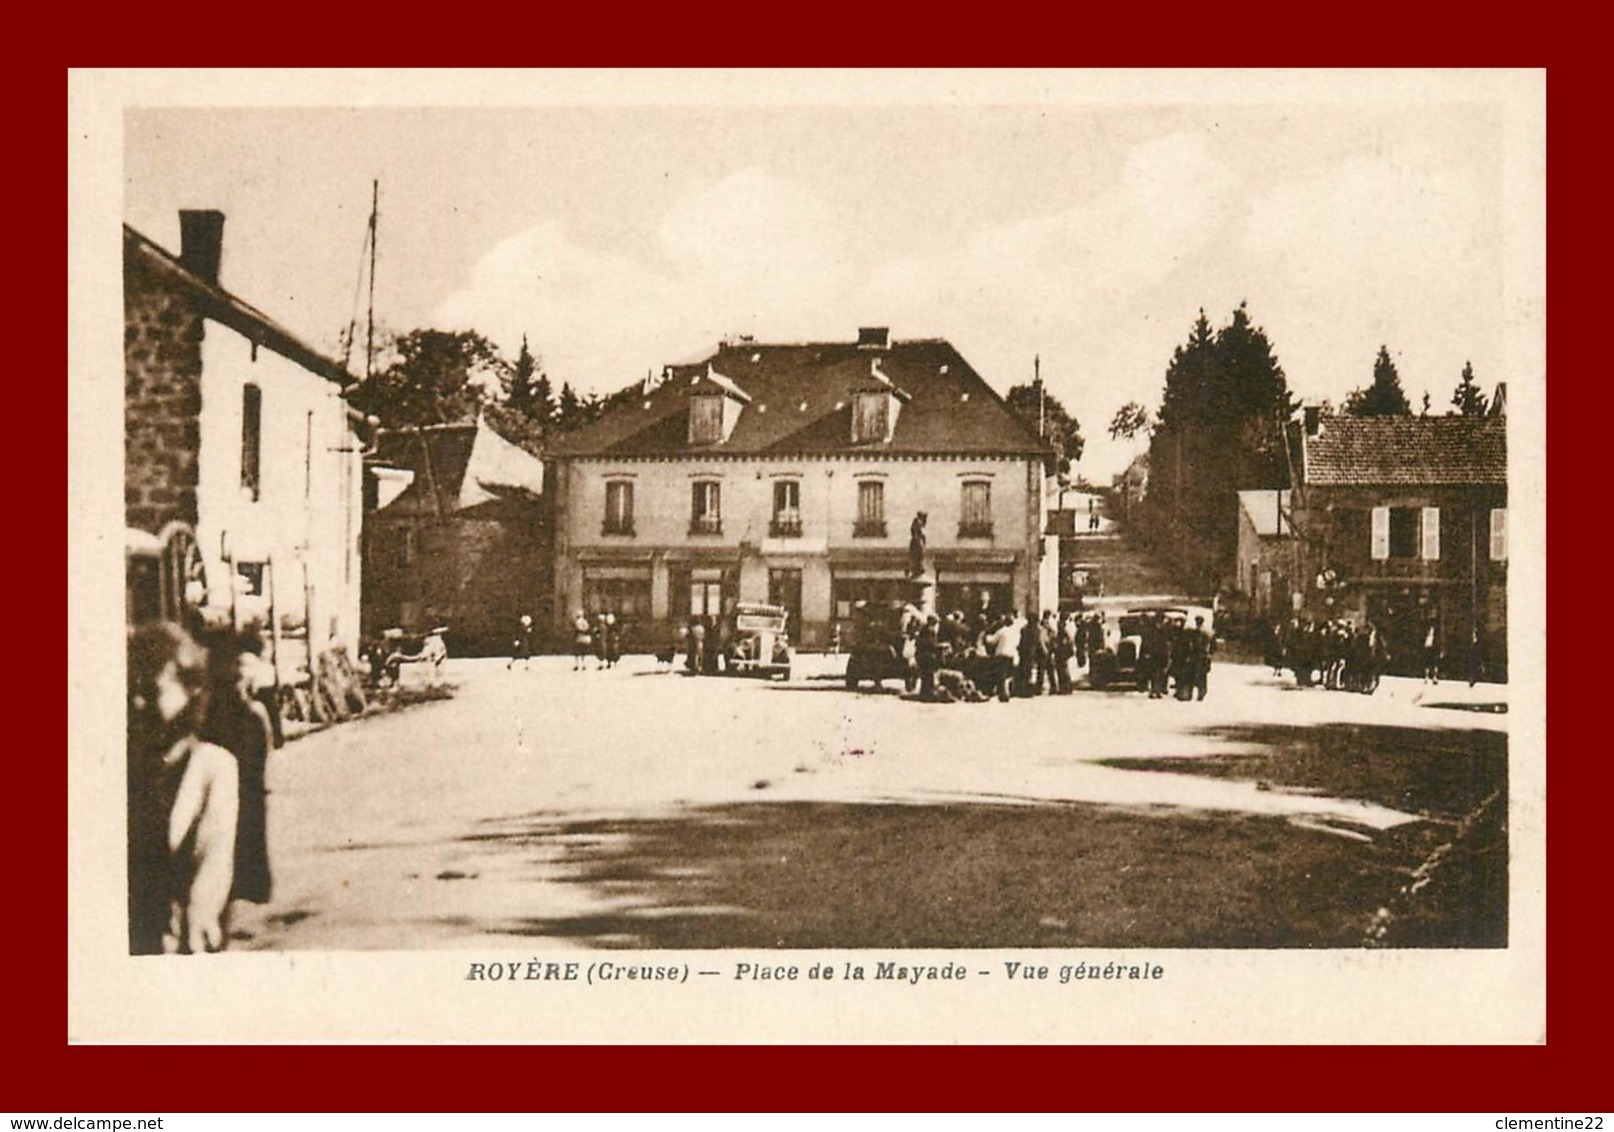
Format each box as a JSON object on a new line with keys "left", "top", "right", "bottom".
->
{"left": 853, "top": 519, "right": 887, "bottom": 538}
{"left": 770, "top": 515, "right": 803, "bottom": 538}
{"left": 958, "top": 521, "right": 994, "bottom": 539}
{"left": 689, "top": 515, "right": 723, "bottom": 536}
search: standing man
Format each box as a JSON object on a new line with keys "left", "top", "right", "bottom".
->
{"left": 1421, "top": 613, "right": 1442, "bottom": 685}
{"left": 1187, "top": 614, "right": 1213, "bottom": 701}
{"left": 985, "top": 613, "right": 1021, "bottom": 702}
{"left": 916, "top": 613, "right": 941, "bottom": 700}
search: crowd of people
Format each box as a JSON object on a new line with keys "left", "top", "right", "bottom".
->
{"left": 882, "top": 607, "right": 1119, "bottom": 703}
{"left": 126, "top": 620, "right": 280, "bottom": 955}
{"left": 1264, "top": 617, "right": 1392, "bottom": 693}
{"left": 570, "top": 609, "right": 625, "bottom": 671}
{"left": 1123, "top": 610, "right": 1217, "bottom": 701}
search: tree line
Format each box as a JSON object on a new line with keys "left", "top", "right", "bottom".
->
{"left": 1115, "top": 304, "right": 1495, "bottom": 594}
{"left": 345, "top": 328, "right": 639, "bottom": 453}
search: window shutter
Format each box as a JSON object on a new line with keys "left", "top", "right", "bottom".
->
{"left": 1490, "top": 508, "right": 1507, "bottom": 561}
{"left": 241, "top": 383, "right": 262, "bottom": 501}
{"left": 1370, "top": 507, "right": 1389, "bottom": 560}
{"left": 1421, "top": 507, "right": 1441, "bottom": 560}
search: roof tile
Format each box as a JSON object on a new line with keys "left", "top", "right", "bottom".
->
{"left": 1302, "top": 416, "right": 1506, "bottom": 486}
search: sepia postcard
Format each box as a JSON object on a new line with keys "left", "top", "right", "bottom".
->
{"left": 67, "top": 68, "right": 1546, "bottom": 1044}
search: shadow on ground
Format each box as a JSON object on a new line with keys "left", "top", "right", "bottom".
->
{"left": 462, "top": 722, "right": 1506, "bottom": 950}
{"left": 1099, "top": 721, "right": 1506, "bottom": 819}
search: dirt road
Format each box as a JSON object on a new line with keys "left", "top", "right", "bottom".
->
{"left": 232, "top": 655, "right": 1508, "bottom": 950}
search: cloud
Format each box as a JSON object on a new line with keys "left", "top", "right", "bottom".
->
{"left": 435, "top": 167, "right": 855, "bottom": 385}
{"left": 431, "top": 130, "right": 1499, "bottom": 480}
{"left": 658, "top": 167, "right": 849, "bottom": 314}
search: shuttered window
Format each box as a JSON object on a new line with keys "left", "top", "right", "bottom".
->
{"left": 852, "top": 392, "right": 889, "bottom": 444}
{"left": 771, "top": 480, "right": 802, "bottom": 536}
{"left": 604, "top": 481, "right": 634, "bottom": 535}
{"left": 1490, "top": 507, "right": 1507, "bottom": 562}
{"left": 960, "top": 481, "right": 992, "bottom": 536}
{"left": 1421, "top": 507, "right": 1441, "bottom": 561}
{"left": 1370, "top": 507, "right": 1389, "bottom": 560}
{"left": 854, "top": 480, "right": 885, "bottom": 537}
{"left": 689, "top": 395, "right": 723, "bottom": 445}
{"left": 241, "top": 383, "right": 262, "bottom": 501}
{"left": 691, "top": 481, "right": 721, "bottom": 533}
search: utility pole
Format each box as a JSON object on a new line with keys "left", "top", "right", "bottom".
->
{"left": 1035, "top": 354, "right": 1044, "bottom": 438}
{"left": 365, "top": 179, "right": 379, "bottom": 383}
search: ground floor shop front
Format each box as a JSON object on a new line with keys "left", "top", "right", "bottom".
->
{"left": 561, "top": 546, "right": 1032, "bottom": 651}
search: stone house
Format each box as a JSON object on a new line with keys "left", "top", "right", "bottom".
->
{"left": 545, "top": 329, "right": 1049, "bottom": 649}
{"left": 124, "top": 211, "right": 364, "bottom": 653}
{"left": 1289, "top": 410, "right": 1508, "bottom": 679}
{"left": 363, "top": 418, "right": 547, "bottom": 655}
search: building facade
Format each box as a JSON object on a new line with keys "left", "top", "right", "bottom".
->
{"left": 125, "top": 212, "right": 364, "bottom": 653}
{"left": 1234, "top": 489, "right": 1296, "bottom": 621}
{"left": 1289, "top": 412, "right": 1507, "bottom": 679}
{"left": 363, "top": 419, "right": 547, "bottom": 655}
{"left": 546, "top": 330, "right": 1047, "bottom": 648}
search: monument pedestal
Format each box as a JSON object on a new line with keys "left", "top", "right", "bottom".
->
{"left": 908, "top": 568, "right": 937, "bottom": 618}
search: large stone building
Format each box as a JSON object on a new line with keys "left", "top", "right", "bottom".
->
{"left": 545, "top": 329, "right": 1048, "bottom": 648}
{"left": 124, "top": 211, "right": 364, "bottom": 653}
{"left": 1287, "top": 409, "right": 1508, "bottom": 679}
{"left": 363, "top": 418, "right": 547, "bottom": 655}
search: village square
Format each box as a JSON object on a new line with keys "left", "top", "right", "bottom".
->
{"left": 113, "top": 96, "right": 1518, "bottom": 956}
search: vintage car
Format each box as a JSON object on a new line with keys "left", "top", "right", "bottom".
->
{"left": 722, "top": 601, "right": 794, "bottom": 680}
{"left": 1088, "top": 604, "right": 1215, "bottom": 690}
{"left": 843, "top": 600, "right": 917, "bottom": 691}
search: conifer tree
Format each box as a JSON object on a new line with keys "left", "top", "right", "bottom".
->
{"left": 1344, "top": 345, "right": 1413, "bottom": 417}
{"left": 1450, "top": 360, "right": 1489, "bottom": 416}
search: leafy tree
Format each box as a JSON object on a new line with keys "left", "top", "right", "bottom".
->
{"left": 1005, "top": 379, "right": 1084, "bottom": 476}
{"left": 1344, "top": 345, "right": 1413, "bottom": 417}
{"left": 1450, "top": 360, "right": 1489, "bottom": 416}
{"left": 349, "top": 328, "right": 509, "bottom": 429}
{"left": 1108, "top": 401, "right": 1152, "bottom": 442}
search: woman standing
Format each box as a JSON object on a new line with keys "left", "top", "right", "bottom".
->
{"left": 127, "top": 623, "right": 238, "bottom": 955}
{"left": 572, "top": 611, "right": 593, "bottom": 671}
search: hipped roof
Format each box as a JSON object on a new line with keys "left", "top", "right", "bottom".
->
{"left": 373, "top": 420, "right": 544, "bottom": 518}
{"left": 548, "top": 337, "right": 1045, "bottom": 459}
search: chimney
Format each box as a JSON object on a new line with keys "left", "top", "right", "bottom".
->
{"left": 1303, "top": 405, "right": 1323, "bottom": 437}
{"left": 178, "top": 209, "right": 225, "bottom": 285}
{"left": 857, "top": 326, "right": 890, "bottom": 349}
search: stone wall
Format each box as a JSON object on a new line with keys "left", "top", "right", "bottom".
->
{"left": 124, "top": 252, "right": 203, "bottom": 533}
{"left": 364, "top": 512, "right": 550, "bottom": 655}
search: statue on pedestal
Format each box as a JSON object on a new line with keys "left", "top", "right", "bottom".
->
{"left": 908, "top": 511, "right": 928, "bottom": 578}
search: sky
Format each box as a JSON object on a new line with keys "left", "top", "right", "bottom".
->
{"left": 120, "top": 72, "right": 1535, "bottom": 481}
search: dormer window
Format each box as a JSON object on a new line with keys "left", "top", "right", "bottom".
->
{"left": 852, "top": 392, "right": 890, "bottom": 444}
{"left": 690, "top": 393, "right": 724, "bottom": 445}
{"left": 687, "top": 365, "right": 750, "bottom": 445}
